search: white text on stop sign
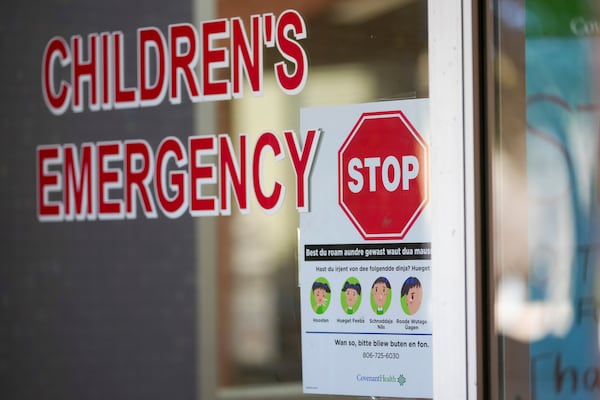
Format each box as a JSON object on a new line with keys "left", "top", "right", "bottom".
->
{"left": 347, "top": 155, "right": 419, "bottom": 193}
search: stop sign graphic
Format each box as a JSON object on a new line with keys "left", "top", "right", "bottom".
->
{"left": 338, "top": 110, "right": 429, "bottom": 240}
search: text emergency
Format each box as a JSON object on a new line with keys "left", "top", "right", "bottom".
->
{"left": 42, "top": 10, "right": 308, "bottom": 115}
{"left": 37, "top": 130, "right": 321, "bottom": 221}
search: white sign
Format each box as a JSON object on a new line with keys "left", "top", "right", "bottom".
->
{"left": 299, "top": 99, "right": 432, "bottom": 398}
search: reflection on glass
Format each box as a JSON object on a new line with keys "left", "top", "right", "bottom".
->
{"left": 492, "top": 0, "right": 600, "bottom": 399}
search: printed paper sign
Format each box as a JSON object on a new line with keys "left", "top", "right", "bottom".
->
{"left": 299, "top": 99, "right": 431, "bottom": 398}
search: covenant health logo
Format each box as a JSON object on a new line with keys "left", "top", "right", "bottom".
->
{"left": 356, "top": 373, "right": 407, "bottom": 386}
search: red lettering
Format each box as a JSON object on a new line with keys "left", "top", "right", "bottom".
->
{"left": 169, "top": 24, "right": 201, "bottom": 103}
{"left": 262, "top": 13, "right": 275, "bottom": 47}
{"left": 125, "top": 140, "right": 157, "bottom": 219}
{"left": 37, "top": 145, "right": 63, "bottom": 221}
{"left": 35, "top": 126, "right": 320, "bottom": 221}
{"left": 188, "top": 136, "right": 218, "bottom": 216}
{"left": 201, "top": 19, "right": 230, "bottom": 100}
{"left": 231, "top": 15, "right": 262, "bottom": 98}
{"left": 155, "top": 137, "right": 188, "bottom": 218}
{"left": 64, "top": 143, "right": 96, "bottom": 220}
{"left": 113, "top": 32, "right": 138, "bottom": 108}
{"left": 275, "top": 10, "right": 308, "bottom": 94}
{"left": 284, "top": 129, "right": 320, "bottom": 212}
{"left": 253, "top": 132, "right": 284, "bottom": 212}
{"left": 139, "top": 28, "right": 168, "bottom": 107}
{"left": 71, "top": 34, "right": 99, "bottom": 112}
{"left": 42, "top": 12, "right": 310, "bottom": 114}
{"left": 100, "top": 32, "right": 113, "bottom": 110}
{"left": 42, "top": 37, "right": 71, "bottom": 115}
{"left": 219, "top": 134, "right": 248, "bottom": 215}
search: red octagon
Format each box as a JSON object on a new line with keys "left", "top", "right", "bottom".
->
{"left": 338, "top": 110, "right": 429, "bottom": 240}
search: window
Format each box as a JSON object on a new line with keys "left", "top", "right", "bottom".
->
{"left": 199, "top": 1, "right": 429, "bottom": 396}
{"left": 488, "top": 1, "right": 600, "bottom": 399}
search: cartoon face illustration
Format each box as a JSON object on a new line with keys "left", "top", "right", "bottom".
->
{"left": 401, "top": 277, "right": 423, "bottom": 315}
{"left": 311, "top": 279, "right": 331, "bottom": 314}
{"left": 345, "top": 287, "right": 359, "bottom": 308}
{"left": 406, "top": 285, "right": 423, "bottom": 314}
{"left": 341, "top": 278, "right": 361, "bottom": 315}
{"left": 370, "top": 277, "right": 391, "bottom": 314}
{"left": 314, "top": 287, "right": 327, "bottom": 306}
{"left": 372, "top": 280, "right": 389, "bottom": 308}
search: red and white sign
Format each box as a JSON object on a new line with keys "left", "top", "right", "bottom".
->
{"left": 338, "top": 110, "right": 429, "bottom": 240}
{"left": 299, "top": 100, "right": 431, "bottom": 398}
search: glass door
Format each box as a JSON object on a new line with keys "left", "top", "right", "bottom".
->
{"left": 486, "top": 1, "right": 600, "bottom": 399}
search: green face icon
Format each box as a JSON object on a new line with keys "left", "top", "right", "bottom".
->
{"left": 340, "top": 277, "right": 362, "bottom": 314}
{"left": 401, "top": 277, "right": 423, "bottom": 315}
{"left": 314, "top": 287, "right": 327, "bottom": 306}
{"left": 311, "top": 277, "right": 331, "bottom": 314}
{"left": 370, "top": 277, "right": 392, "bottom": 315}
